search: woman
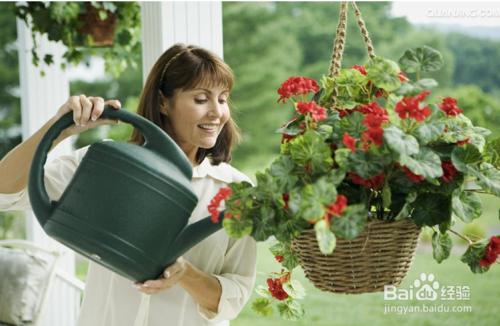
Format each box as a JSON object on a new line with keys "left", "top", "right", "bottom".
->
{"left": 0, "top": 44, "right": 257, "bottom": 326}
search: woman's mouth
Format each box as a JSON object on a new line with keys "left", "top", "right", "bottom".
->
{"left": 198, "top": 123, "right": 219, "bottom": 133}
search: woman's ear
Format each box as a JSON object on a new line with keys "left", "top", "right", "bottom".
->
{"left": 158, "top": 91, "right": 169, "bottom": 116}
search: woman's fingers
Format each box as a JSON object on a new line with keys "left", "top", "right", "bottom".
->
{"left": 105, "top": 99, "right": 121, "bottom": 109}
{"left": 69, "top": 95, "right": 82, "bottom": 125}
{"left": 89, "top": 97, "right": 105, "bottom": 121}
{"left": 79, "top": 95, "right": 93, "bottom": 126}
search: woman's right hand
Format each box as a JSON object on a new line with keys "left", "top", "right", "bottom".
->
{"left": 54, "top": 95, "right": 122, "bottom": 138}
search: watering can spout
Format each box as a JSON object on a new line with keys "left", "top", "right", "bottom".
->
{"left": 166, "top": 212, "right": 224, "bottom": 265}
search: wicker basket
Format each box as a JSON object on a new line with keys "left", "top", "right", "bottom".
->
{"left": 292, "top": 218, "right": 421, "bottom": 294}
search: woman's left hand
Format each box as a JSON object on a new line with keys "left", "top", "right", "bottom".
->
{"left": 134, "top": 257, "right": 190, "bottom": 295}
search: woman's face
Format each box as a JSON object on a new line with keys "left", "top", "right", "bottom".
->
{"left": 163, "top": 84, "right": 230, "bottom": 164}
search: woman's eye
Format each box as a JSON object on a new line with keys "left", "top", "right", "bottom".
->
{"left": 218, "top": 98, "right": 227, "bottom": 104}
{"left": 195, "top": 98, "right": 208, "bottom": 104}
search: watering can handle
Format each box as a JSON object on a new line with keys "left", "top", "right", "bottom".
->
{"left": 28, "top": 107, "right": 192, "bottom": 226}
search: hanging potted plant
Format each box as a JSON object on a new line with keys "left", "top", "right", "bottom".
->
{"left": 14, "top": 1, "right": 141, "bottom": 77}
{"left": 208, "top": 2, "right": 500, "bottom": 320}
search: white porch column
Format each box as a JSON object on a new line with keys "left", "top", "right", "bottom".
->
{"left": 17, "top": 18, "right": 75, "bottom": 274}
{"left": 17, "top": 17, "right": 83, "bottom": 326}
{"left": 140, "top": 1, "right": 223, "bottom": 81}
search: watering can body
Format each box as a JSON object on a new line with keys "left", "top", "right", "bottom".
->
{"left": 28, "top": 108, "right": 223, "bottom": 282}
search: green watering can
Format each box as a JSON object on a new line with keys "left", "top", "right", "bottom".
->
{"left": 28, "top": 107, "right": 223, "bottom": 282}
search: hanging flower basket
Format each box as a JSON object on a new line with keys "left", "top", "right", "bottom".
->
{"left": 210, "top": 1, "right": 500, "bottom": 321}
{"left": 78, "top": 3, "right": 117, "bottom": 47}
{"left": 292, "top": 218, "right": 420, "bottom": 294}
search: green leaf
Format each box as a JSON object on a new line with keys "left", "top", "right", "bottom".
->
{"left": 411, "top": 193, "right": 451, "bottom": 227}
{"left": 452, "top": 190, "right": 482, "bottom": 223}
{"left": 348, "top": 150, "right": 388, "bottom": 179}
{"left": 223, "top": 217, "right": 253, "bottom": 238}
{"left": 315, "top": 220, "right": 337, "bottom": 254}
{"left": 252, "top": 297, "right": 273, "bottom": 316}
{"left": 398, "top": 46, "right": 444, "bottom": 73}
{"left": 432, "top": 231, "right": 452, "bottom": 263}
{"left": 366, "top": 57, "right": 401, "bottom": 91}
{"left": 255, "top": 285, "right": 271, "bottom": 299}
{"left": 282, "top": 279, "right": 306, "bottom": 299}
{"left": 414, "top": 122, "right": 445, "bottom": 145}
{"left": 289, "top": 130, "right": 333, "bottom": 175}
{"left": 468, "top": 163, "right": 500, "bottom": 196}
{"left": 277, "top": 300, "right": 305, "bottom": 321}
{"left": 384, "top": 126, "right": 419, "bottom": 156}
{"left": 331, "top": 204, "right": 368, "bottom": 239}
{"left": 394, "top": 192, "right": 417, "bottom": 221}
{"left": 484, "top": 137, "right": 500, "bottom": 169}
{"left": 416, "top": 78, "right": 438, "bottom": 89}
{"left": 334, "top": 148, "right": 351, "bottom": 169}
{"left": 382, "top": 182, "right": 392, "bottom": 208}
{"left": 451, "top": 144, "right": 482, "bottom": 173}
{"left": 270, "top": 155, "right": 298, "bottom": 192}
{"left": 460, "top": 240, "right": 489, "bottom": 273}
{"left": 269, "top": 241, "right": 299, "bottom": 270}
{"left": 400, "top": 147, "right": 443, "bottom": 178}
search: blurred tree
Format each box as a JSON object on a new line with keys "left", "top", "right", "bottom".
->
{"left": 446, "top": 32, "right": 500, "bottom": 93}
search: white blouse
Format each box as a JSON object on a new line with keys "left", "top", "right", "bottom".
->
{"left": 0, "top": 146, "right": 257, "bottom": 326}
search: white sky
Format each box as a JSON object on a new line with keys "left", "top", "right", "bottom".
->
{"left": 391, "top": 1, "right": 500, "bottom": 27}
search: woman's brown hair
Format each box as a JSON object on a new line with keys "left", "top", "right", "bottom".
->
{"left": 130, "top": 43, "right": 240, "bottom": 165}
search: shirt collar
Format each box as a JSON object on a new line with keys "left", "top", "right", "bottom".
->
{"left": 192, "top": 157, "right": 233, "bottom": 183}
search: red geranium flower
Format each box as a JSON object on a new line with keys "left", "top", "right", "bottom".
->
{"left": 456, "top": 138, "right": 470, "bottom": 146}
{"left": 398, "top": 71, "right": 409, "bottom": 82}
{"left": 325, "top": 195, "right": 348, "bottom": 221}
{"left": 274, "top": 255, "right": 284, "bottom": 263}
{"left": 296, "top": 101, "right": 327, "bottom": 122}
{"left": 352, "top": 65, "right": 367, "bottom": 75}
{"left": 277, "top": 77, "right": 319, "bottom": 103}
{"left": 479, "top": 236, "right": 500, "bottom": 267}
{"left": 441, "top": 161, "right": 458, "bottom": 183}
{"left": 266, "top": 277, "right": 289, "bottom": 300}
{"left": 395, "top": 91, "right": 431, "bottom": 122}
{"left": 343, "top": 133, "right": 357, "bottom": 152}
{"left": 348, "top": 172, "right": 385, "bottom": 189}
{"left": 282, "top": 193, "right": 290, "bottom": 210}
{"left": 361, "top": 126, "right": 384, "bottom": 147}
{"left": 439, "top": 97, "right": 463, "bottom": 116}
{"left": 402, "top": 166, "right": 425, "bottom": 183}
{"left": 208, "top": 187, "right": 232, "bottom": 223}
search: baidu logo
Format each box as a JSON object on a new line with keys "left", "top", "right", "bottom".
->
{"left": 384, "top": 273, "right": 440, "bottom": 301}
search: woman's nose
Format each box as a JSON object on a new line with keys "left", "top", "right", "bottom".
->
{"left": 208, "top": 101, "right": 223, "bottom": 118}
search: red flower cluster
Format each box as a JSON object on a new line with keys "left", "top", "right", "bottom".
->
{"left": 274, "top": 255, "right": 284, "bottom": 263}
{"left": 439, "top": 97, "right": 463, "bottom": 116}
{"left": 352, "top": 65, "right": 367, "bottom": 75}
{"left": 277, "top": 77, "right": 320, "bottom": 103}
{"left": 360, "top": 102, "right": 389, "bottom": 147}
{"left": 479, "top": 236, "right": 500, "bottom": 267}
{"left": 402, "top": 166, "right": 425, "bottom": 183}
{"left": 266, "top": 277, "right": 289, "bottom": 300}
{"left": 282, "top": 193, "right": 290, "bottom": 210}
{"left": 208, "top": 187, "right": 232, "bottom": 223}
{"left": 343, "top": 133, "right": 357, "bottom": 152}
{"left": 349, "top": 172, "right": 385, "bottom": 189}
{"left": 395, "top": 91, "right": 431, "bottom": 122}
{"left": 441, "top": 161, "right": 458, "bottom": 183}
{"left": 296, "top": 101, "right": 327, "bottom": 122}
{"left": 325, "top": 194, "right": 348, "bottom": 222}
